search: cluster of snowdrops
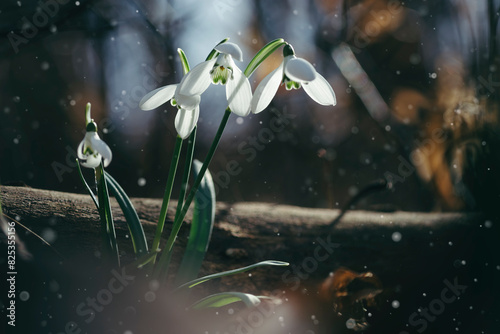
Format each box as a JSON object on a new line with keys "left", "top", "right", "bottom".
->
{"left": 74, "top": 38, "right": 336, "bottom": 308}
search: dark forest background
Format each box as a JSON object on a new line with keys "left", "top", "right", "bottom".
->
{"left": 1, "top": 0, "right": 499, "bottom": 213}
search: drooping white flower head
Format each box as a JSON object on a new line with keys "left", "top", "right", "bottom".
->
{"left": 176, "top": 41, "right": 252, "bottom": 117}
{"left": 139, "top": 83, "right": 200, "bottom": 139}
{"left": 77, "top": 104, "right": 112, "bottom": 168}
{"left": 251, "top": 44, "right": 337, "bottom": 114}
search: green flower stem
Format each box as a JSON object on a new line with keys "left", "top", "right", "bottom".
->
{"left": 155, "top": 108, "right": 231, "bottom": 281}
{"left": 156, "top": 129, "right": 198, "bottom": 279}
{"left": 173, "top": 50, "right": 194, "bottom": 223}
{"left": 85, "top": 103, "right": 92, "bottom": 125}
{"left": 175, "top": 127, "right": 197, "bottom": 222}
{"left": 95, "top": 164, "right": 120, "bottom": 267}
{"left": 151, "top": 135, "right": 183, "bottom": 262}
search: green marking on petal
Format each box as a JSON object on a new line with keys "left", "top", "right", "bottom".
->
{"left": 210, "top": 65, "right": 232, "bottom": 85}
{"left": 171, "top": 98, "right": 177, "bottom": 107}
{"left": 284, "top": 78, "right": 301, "bottom": 90}
{"left": 83, "top": 146, "right": 94, "bottom": 155}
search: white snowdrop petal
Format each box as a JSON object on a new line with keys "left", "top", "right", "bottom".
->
{"left": 215, "top": 42, "right": 243, "bottom": 62}
{"left": 302, "top": 72, "right": 337, "bottom": 106}
{"left": 77, "top": 139, "right": 87, "bottom": 160}
{"left": 221, "top": 55, "right": 235, "bottom": 71}
{"left": 175, "top": 107, "right": 199, "bottom": 139}
{"left": 226, "top": 66, "right": 252, "bottom": 117}
{"left": 139, "top": 84, "right": 177, "bottom": 110}
{"left": 90, "top": 134, "right": 113, "bottom": 167}
{"left": 81, "top": 154, "right": 101, "bottom": 168}
{"left": 175, "top": 93, "right": 201, "bottom": 110}
{"left": 285, "top": 57, "right": 317, "bottom": 83}
{"left": 250, "top": 62, "right": 284, "bottom": 114}
{"left": 178, "top": 59, "right": 216, "bottom": 96}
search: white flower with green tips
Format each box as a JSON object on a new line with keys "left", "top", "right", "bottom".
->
{"left": 77, "top": 104, "right": 112, "bottom": 168}
{"left": 139, "top": 83, "right": 200, "bottom": 140}
{"left": 140, "top": 48, "right": 200, "bottom": 139}
{"left": 251, "top": 44, "right": 337, "bottom": 114}
{"left": 176, "top": 41, "right": 252, "bottom": 117}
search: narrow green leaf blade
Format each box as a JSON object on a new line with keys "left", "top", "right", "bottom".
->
{"left": 174, "top": 127, "right": 197, "bottom": 222}
{"left": 124, "top": 249, "right": 160, "bottom": 271}
{"left": 175, "top": 260, "right": 289, "bottom": 291}
{"left": 191, "top": 292, "right": 262, "bottom": 309}
{"left": 76, "top": 159, "right": 98, "bottom": 209}
{"left": 244, "top": 38, "right": 286, "bottom": 77}
{"left": 177, "top": 48, "right": 191, "bottom": 75}
{"left": 96, "top": 165, "right": 120, "bottom": 267}
{"left": 105, "top": 172, "right": 149, "bottom": 256}
{"left": 175, "top": 159, "right": 216, "bottom": 285}
{"left": 151, "top": 135, "right": 183, "bottom": 264}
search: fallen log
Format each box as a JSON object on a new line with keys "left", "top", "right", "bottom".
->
{"left": 1, "top": 185, "right": 498, "bottom": 333}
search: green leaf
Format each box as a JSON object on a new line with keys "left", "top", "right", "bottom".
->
{"left": 205, "top": 37, "right": 230, "bottom": 61}
{"left": 174, "top": 127, "right": 197, "bottom": 224}
{"left": 191, "top": 292, "right": 262, "bottom": 309}
{"left": 244, "top": 38, "right": 286, "bottom": 77}
{"left": 105, "top": 172, "right": 149, "bottom": 256}
{"left": 95, "top": 164, "right": 120, "bottom": 267}
{"left": 175, "top": 260, "right": 289, "bottom": 291}
{"left": 76, "top": 159, "right": 98, "bottom": 209}
{"left": 155, "top": 109, "right": 231, "bottom": 282}
{"left": 151, "top": 135, "right": 183, "bottom": 262}
{"left": 124, "top": 249, "right": 160, "bottom": 270}
{"left": 175, "top": 159, "right": 216, "bottom": 286}
{"left": 177, "top": 48, "right": 191, "bottom": 75}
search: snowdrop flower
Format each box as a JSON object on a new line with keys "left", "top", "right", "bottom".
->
{"left": 251, "top": 44, "right": 336, "bottom": 114}
{"left": 139, "top": 83, "right": 200, "bottom": 139}
{"left": 176, "top": 41, "right": 252, "bottom": 117}
{"left": 77, "top": 104, "right": 112, "bottom": 168}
